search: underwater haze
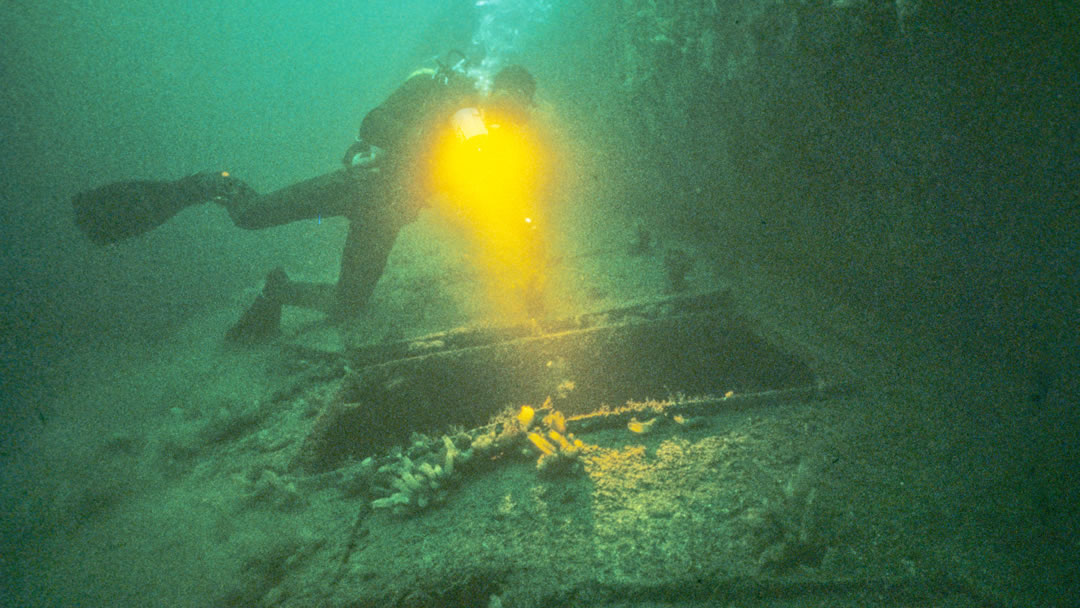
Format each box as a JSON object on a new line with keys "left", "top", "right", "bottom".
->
{"left": 2, "top": 1, "right": 1079, "bottom": 607}
{"left": 1, "top": 0, "right": 555, "bottom": 410}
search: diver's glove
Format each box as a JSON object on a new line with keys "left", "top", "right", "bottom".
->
{"left": 342, "top": 139, "right": 384, "bottom": 169}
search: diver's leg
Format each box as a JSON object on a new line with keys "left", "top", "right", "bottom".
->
{"left": 224, "top": 168, "right": 394, "bottom": 341}
{"left": 71, "top": 167, "right": 376, "bottom": 244}
{"left": 333, "top": 208, "right": 406, "bottom": 319}
{"left": 221, "top": 169, "right": 366, "bottom": 229}
{"left": 224, "top": 225, "right": 396, "bottom": 341}
{"left": 234, "top": 212, "right": 406, "bottom": 325}
{"left": 332, "top": 181, "right": 428, "bottom": 319}
{"left": 226, "top": 171, "right": 412, "bottom": 339}
{"left": 235, "top": 167, "right": 396, "bottom": 314}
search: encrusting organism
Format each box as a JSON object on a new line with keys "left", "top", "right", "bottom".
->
{"left": 520, "top": 401, "right": 589, "bottom": 475}
{"left": 368, "top": 399, "right": 591, "bottom": 516}
{"left": 371, "top": 435, "right": 464, "bottom": 516}
{"left": 627, "top": 416, "right": 658, "bottom": 434}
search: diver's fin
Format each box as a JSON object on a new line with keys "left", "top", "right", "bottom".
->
{"left": 71, "top": 171, "right": 251, "bottom": 245}
{"left": 224, "top": 267, "right": 288, "bottom": 344}
{"left": 224, "top": 293, "right": 282, "bottom": 344}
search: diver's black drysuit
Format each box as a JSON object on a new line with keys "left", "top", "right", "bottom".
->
{"left": 222, "top": 69, "right": 477, "bottom": 325}
{"left": 72, "top": 67, "right": 483, "bottom": 340}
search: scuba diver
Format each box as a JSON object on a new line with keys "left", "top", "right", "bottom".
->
{"left": 71, "top": 55, "right": 543, "bottom": 343}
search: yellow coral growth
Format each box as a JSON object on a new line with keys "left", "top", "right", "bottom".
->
{"left": 542, "top": 410, "right": 567, "bottom": 433}
{"left": 522, "top": 405, "right": 591, "bottom": 475}
{"left": 518, "top": 405, "right": 536, "bottom": 429}
{"left": 548, "top": 429, "right": 575, "bottom": 452}
{"left": 527, "top": 432, "right": 556, "bottom": 455}
{"left": 627, "top": 417, "right": 657, "bottom": 434}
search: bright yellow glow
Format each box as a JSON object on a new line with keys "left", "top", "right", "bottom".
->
{"left": 430, "top": 109, "right": 549, "bottom": 319}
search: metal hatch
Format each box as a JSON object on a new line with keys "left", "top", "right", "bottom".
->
{"left": 293, "top": 290, "right": 832, "bottom": 472}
